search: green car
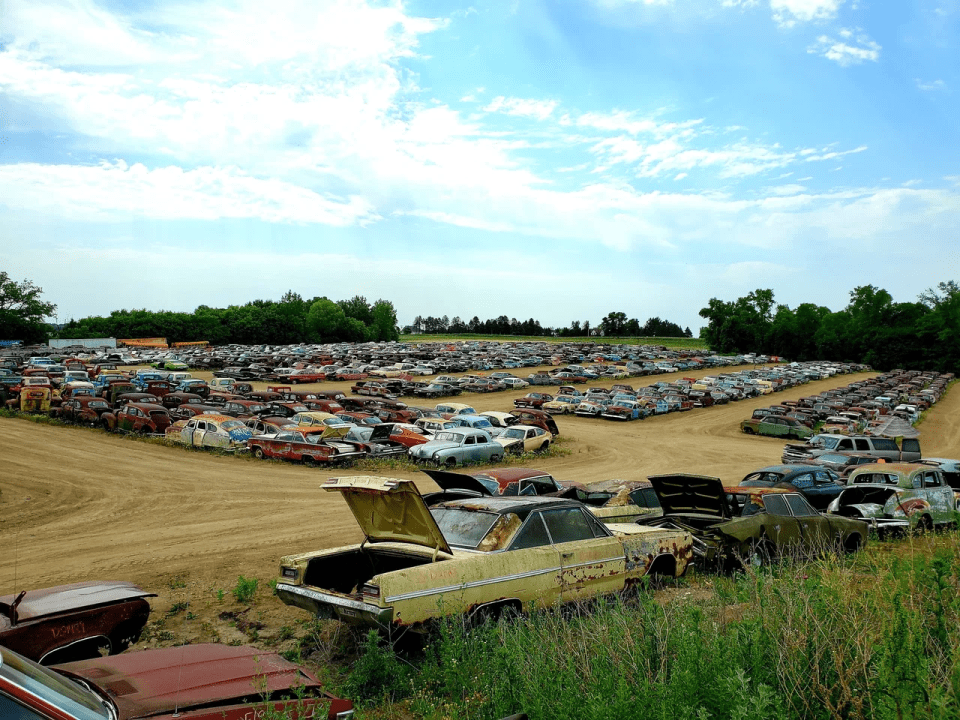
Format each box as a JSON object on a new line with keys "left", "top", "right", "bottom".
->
{"left": 740, "top": 415, "right": 813, "bottom": 440}
{"left": 151, "top": 359, "right": 189, "bottom": 370}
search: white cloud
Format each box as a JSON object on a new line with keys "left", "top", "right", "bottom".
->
{"left": 483, "top": 96, "right": 558, "bottom": 120}
{"left": 808, "top": 31, "right": 881, "bottom": 66}
{"left": 916, "top": 79, "right": 947, "bottom": 91}
{"left": 771, "top": 0, "right": 843, "bottom": 28}
{"left": 0, "top": 161, "right": 378, "bottom": 225}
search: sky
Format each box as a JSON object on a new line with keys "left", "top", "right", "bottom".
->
{"left": 1, "top": 0, "right": 958, "bottom": 333}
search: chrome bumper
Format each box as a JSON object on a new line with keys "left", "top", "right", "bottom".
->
{"left": 276, "top": 583, "right": 394, "bottom": 625}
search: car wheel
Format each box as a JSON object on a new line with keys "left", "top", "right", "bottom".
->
{"left": 253, "top": 447, "right": 265, "bottom": 460}
{"left": 536, "top": 441, "right": 550, "bottom": 453}
{"left": 444, "top": 457, "right": 458, "bottom": 468}
{"left": 742, "top": 538, "right": 776, "bottom": 568}
{"left": 913, "top": 515, "right": 933, "bottom": 535}
{"left": 742, "top": 427, "right": 754, "bottom": 434}
{"left": 490, "top": 453, "right": 503, "bottom": 463}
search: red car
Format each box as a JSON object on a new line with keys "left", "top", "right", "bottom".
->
{"left": 0, "top": 581, "right": 154, "bottom": 665}
{"left": 101, "top": 403, "right": 172, "bottom": 434}
{"left": 287, "top": 369, "right": 326, "bottom": 383}
{"left": 0, "top": 643, "right": 354, "bottom": 719}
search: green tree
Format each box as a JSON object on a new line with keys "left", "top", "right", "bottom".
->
{"left": 338, "top": 295, "right": 373, "bottom": 326}
{"left": 370, "top": 299, "right": 400, "bottom": 341}
{"left": 0, "top": 272, "right": 57, "bottom": 343}
{"left": 600, "top": 311, "right": 627, "bottom": 337}
{"left": 306, "top": 298, "right": 346, "bottom": 340}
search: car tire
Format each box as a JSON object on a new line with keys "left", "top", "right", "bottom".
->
{"left": 537, "top": 441, "right": 550, "bottom": 453}
{"left": 914, "top": 515, "right": 933, "bottom": 535}
{"left": 444, "top": 457, "right": 457, "bottom": 468}
{"left": 743, "top": 538, "right": 776, "bottom": 568}
{"left": 742, "top": 427, "right": 754, "bottom": 434}
{"left": 253, "top": 447, "right": 265, "bottom": 460}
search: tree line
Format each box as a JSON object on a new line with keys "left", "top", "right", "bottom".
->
{"left": 54, "top": 293, "right": 400, "bottom": 345}
{"left": 406, "top": 313, "right": 693, "bottom": 338}
{"left": 699, "top": 282, "right": 960, "bottom": 373}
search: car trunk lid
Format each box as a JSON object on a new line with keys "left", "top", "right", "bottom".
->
{"left": 323, "top": 476, "right": 452, "bottom": 555}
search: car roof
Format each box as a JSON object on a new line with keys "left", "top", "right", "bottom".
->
{"left": 434, "top": 495, "right": 581, "bottom": 515}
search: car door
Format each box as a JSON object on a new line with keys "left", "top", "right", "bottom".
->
{"left": 540, "top": 507, "right": 626, "bottom": 602}
{"left": 784, "top": 494, "right": 834, "bottom": 555}
{"left": 757, "top": 494, "right": 803, "bottom": 553}
{"left": 191, "top": 420, "right": 207, "bottom": 446}
{"left": 804, "top": 470, "right": 841, "bottom": 510}
{"left": 921, "top": 470, "right": 954, "bottom": 525}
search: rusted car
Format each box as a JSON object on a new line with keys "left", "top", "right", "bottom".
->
{"left": 276, "top": 476, "right": 692, "bottom": 631}
{"left": 409, "top": 428, "right": 504, "bottom": 467}
{"left": 101, "top": 403, "right": 172, "bottom": 434}
{"left": 0, "top": 643, "right": 354, "bottom": 719}
{"left": 55, "top": 396, "right": 112, "bottom": 426}
{"left": 344, "top": 424, "right": 412, "bottom": 457}
{"left": 286, "top": 368, "right": 327, "bottom": 383}
{"left": 159, "top": 391, "right": 204, "bottom": 411}
{"left": 352, "top": 380, "right": 394, "bottom": 397}
{"left": 244, "top": 416, "right": 296, "bottom": 435}
{"left": 0, "top": 581, "right": 154, "bottom": 665}
{"left": 247, "top": 426, "right": 365, "bottom": 465}
{"left": 827, "top": 463, "right": 955, "bottom": 534}
{"left": 513, "top": 392, "right": 554, "bottom": 409}
{"left": 142, "top": 379, "right": 176, "bottom": 398}
{"left": 14, "top": 385, "right": 52, "bottom": 413}
{"left": 640, "top": 474, "right": 868, "bottom": 570}
{"left": 494, "top": 424, "right": 553, "bottom": 454}
{"left": 510, "top": 408, "right": 560, "bottom": 436}
{"left": 558, "top": 478, "right": 663, "bottom": 524}
{"left": 165, "top": 414, "right": 253, "bottom": 450}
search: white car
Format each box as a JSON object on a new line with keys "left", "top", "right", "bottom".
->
{"left": 494, "top": 424, "right": 553, "bottom": 454}
{"left": 501, "top": 377, "right": 529, "bottom": 390}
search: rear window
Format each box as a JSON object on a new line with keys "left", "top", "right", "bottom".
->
{"left": 431, "top": 507, "right": 499, "bottom": 549}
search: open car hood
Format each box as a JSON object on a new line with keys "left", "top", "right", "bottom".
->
{"left": 318, "top": 425, "right": 351, "bottom": 440}
{"left": 323, "top": 476, "right": 452, "bottom": 555}
{"left": 367, "top": 422, "right": 393, "bottom": 441}
{"left": 648, "top": 473, "right": 727, "bottom": 517}
{"left": 421, "top": 468, "right": 493, "bottom": 496}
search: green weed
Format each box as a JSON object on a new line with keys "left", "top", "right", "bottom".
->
{"left": 232, "top": 575, "right": 258, "bottom": 604}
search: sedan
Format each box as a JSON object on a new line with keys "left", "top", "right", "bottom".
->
{"left": 276, "top": 476, "right": 692, "bottom": 631}
{"left": 740, "top": 415, "right": 814, "bottom": 440}
{"left": 494, "top": 424, "right": 553, "bottom": 454}
{"left": 409, "top": 429, "right": 504, "bottom": 467}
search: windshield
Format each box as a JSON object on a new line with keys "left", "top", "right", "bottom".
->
{"left": 434, "top": 432, "right": 464, "bottom": 443}
{"left": 221, "top": 420, "right": 245, "bottom": 430}
{"left": 347, "top": 428, "right": 372, "bottom": 441}
{"left": 430, "top": 507, "right": 499, "bottom": 549}
{"left": 503, "top": 428, "right": 526, "bottom": 439}
{"left": 0, "top": 647, "right": 112, "bottom": 720}
{"left": 818, "top": 437, "right": 841, "bottom": 450}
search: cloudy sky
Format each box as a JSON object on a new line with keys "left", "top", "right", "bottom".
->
{"left": 1, "top": 0, "right": 958, "bottom": 332}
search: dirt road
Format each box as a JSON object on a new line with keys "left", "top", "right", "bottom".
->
{"left": 1, "top": 368, "right": 956, "bottom": 646}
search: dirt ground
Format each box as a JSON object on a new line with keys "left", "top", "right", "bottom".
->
{"left": 1, "top": 367, "right": 957, "bottom": 652}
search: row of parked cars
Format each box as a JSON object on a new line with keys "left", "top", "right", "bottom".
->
{"left": 740, "top": 369, "right": 953, "bottom": 440}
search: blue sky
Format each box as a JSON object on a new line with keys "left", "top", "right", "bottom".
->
{"left": 1, "top": 0, "right": 958, "bottom": 333}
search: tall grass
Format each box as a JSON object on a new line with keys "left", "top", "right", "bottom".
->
{"left": 344, "top": 532, "right": 960, "bottom": 719}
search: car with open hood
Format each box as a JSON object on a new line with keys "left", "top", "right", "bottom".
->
{"left": 0, "top": 582, "right": 154, "bottom": 666}
{"left": 493, "top": 424, "right": 553, "bottom": 454}
{"left": 0, "top": 643, "right": 353, "bottom": 720}
{"left": 826, "top": 463, "right": 955, "bottom": 534}
{"left": 639, "top": 474, "right": 868, "bottom": 570}
{"left": 275, "top": 476, "right": 692, "bottom": 631}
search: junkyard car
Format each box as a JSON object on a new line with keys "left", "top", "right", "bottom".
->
{"left": 409, "top": 429, "right": 504, "bottom": 467}
{"left": 247, "top": 426, "right": 365, "bottom": 465}
{"left": 54, "top": 397, "right": 111, "bottom": 426}
{"left": 0, "top": 643, "right": 354, "bottom": 720}
{"left": 740, "top": 464, "right": 844, "bottom": 510}
{"left": 513, "top": 392, "right": 553, "bottom": 409}
{"left": 494, "top": 424, "right": 553, "bottom": 454}
{"left": 165, "top": 414, "right": 253, "bottom": 450}
{"left": 101, "top": 403, "right": 172, "bottom": 434}
{"left": 827, "top": 463, "right": 955, "bottom": 534}
{"left": 558, "top": 479, "right": 663, "bottom": 524}
{"left": 0, "top": 581, "right": 154, "bottom": 665}
{"left": 276, "top": 476, "right": 692, "bottom": 631}
{"left": 640, "top": 474, "right": 868, "bottom": 570}
{"left": 344, "top": 424, "right": 412, "bottom": 457}
{"left": 542, "top": 395, "right": 581, "bottom": 414}
{"left": 740, "top": 415, "right": 814, "bottom": 440}
{"left": 420, "top": 468, "right": 567, "bottom": 504}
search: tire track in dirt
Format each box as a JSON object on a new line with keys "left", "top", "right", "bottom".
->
{"left": 2, "top": 367, "right": 955, "bottom": 599}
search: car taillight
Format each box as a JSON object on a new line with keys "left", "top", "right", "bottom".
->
{"left": 362, "top": 583, "right": 380, "bottom": 599}
{"left": 281, "top": 567, "right": 298, "bottom": 580}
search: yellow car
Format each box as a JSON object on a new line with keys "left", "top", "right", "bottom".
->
{"left": 541, "top": 395, "right": 581, "bottom": 414}
{"left": 276, "top": 476, "right": 693, "bottom": 631}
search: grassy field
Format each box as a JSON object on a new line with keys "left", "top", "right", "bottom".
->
{"left": 286, "top": 531, "right": 960, "bottom": 720}
{"left": 399, "top": 334, "right": 710, "bottom": 350}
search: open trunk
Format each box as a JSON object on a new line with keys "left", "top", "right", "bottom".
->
{"left": 302, "top": 548, "right": 438, "bottom": 597}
